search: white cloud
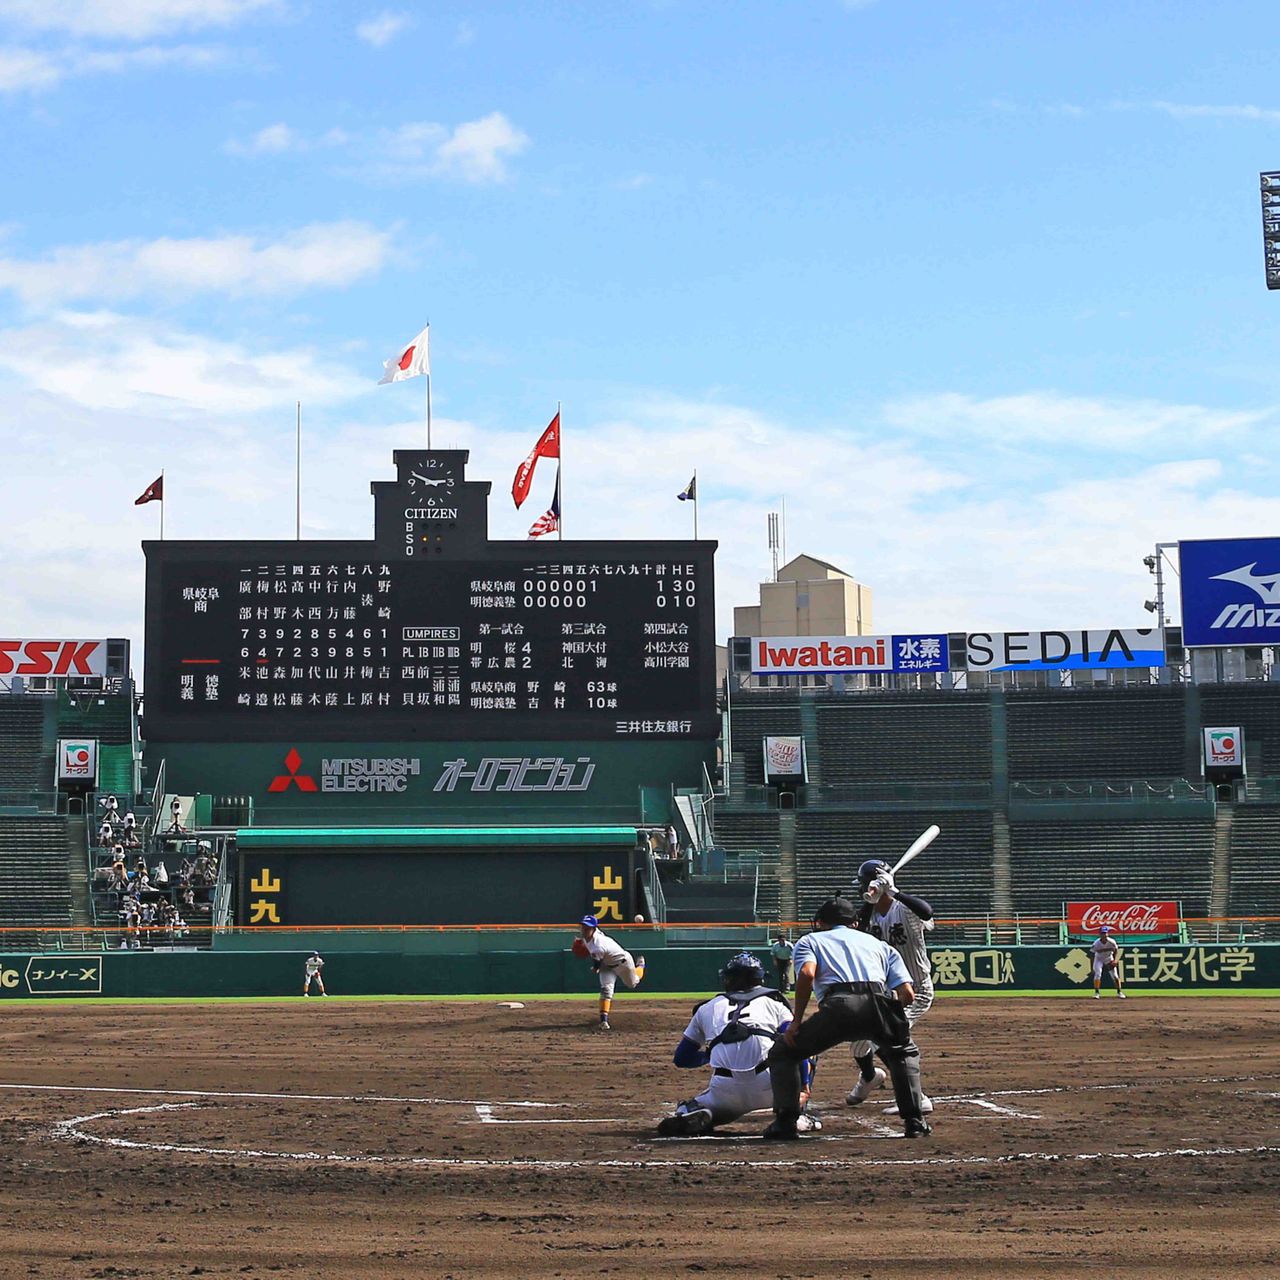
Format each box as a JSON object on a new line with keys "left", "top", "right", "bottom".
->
{"left": 0, "top": 310, "right": 364, "bottom": 413}
{"left": 433, "top": 112, "right": 529, "bottom": 183}
{"left": 0, "top": 221, "right": 395, "bottom": 306}
{"left": 0, "top": 46, "right": 60, "bottom": 90}
{"left": 227, "top": 112, "right": 531, "bottom": 184}
{"left": 3, "top": 375, "right": 1278, "bottom": 664}
{"left": 882, "top": 390, "right": 1261, "bottom": 451}
{"left": 1145, "top": 100, "right": 1280, "bottom": 125}
{"left": 0, "top": 39, "right": 238, "bottom": 92}
{"left": 356, "top": 10, "right": 410, "bottom": 48}
{"left": 0, "top": 0, "right": 277, "bottom": 39}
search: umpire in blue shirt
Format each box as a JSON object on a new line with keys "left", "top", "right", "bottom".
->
{"left": 764, "top": 894, "right": 931, "bottom": 1140}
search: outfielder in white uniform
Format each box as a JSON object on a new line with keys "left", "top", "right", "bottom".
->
{"left": 1091, "top": 927, "right": 1126, "bottom": 999}
{"left": 303, "top": 951, "right": 327, "bottom": 997}
{"left": 658, "top": 952, "right": 819, "bottom": 1136}
{"left": 846, "top": 858, "right": 936, "bottom": 1114}
{"left": 576, "top": 915, "right": 645, "bottom": 1031}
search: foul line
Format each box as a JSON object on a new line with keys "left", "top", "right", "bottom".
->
{"left": 0, "top": 1082, "right": 563, "bottom": 1108}
{"left": 48, "top": 1103, "right": 1280, "bottom": 1172}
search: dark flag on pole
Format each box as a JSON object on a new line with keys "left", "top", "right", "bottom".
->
{"left": 677, "top": 475, "right": 696, "bottom": 502}
{"left": 134, "top": 475, "right": 163, "bottom": 505}
{"left": 527, "top": 466, "right": 561, "bottom": 538}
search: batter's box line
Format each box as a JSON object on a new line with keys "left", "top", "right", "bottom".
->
{"left": 49, "top": 1104, "right": 1280, "bottom": 1172}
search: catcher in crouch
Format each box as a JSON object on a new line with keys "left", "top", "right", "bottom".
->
{"left": 573, "top": 915, "right": 645, "bottom": 1031}
{"left": 658, "top": 951, "right": 820, "bottom": 1136}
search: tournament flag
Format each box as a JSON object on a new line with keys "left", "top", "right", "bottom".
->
{"left": 378, "top": 325, "right": 431, "bottom": 384}
{"left": 677, "top": 475, "right": 697, "bottom": 502}
{"left": 512, "top": 411, "right": 561, "bottom": 508}
{"left": 134, "top": 475, "right": 163, "bottom": 505}
{"left": 527, "top": 466, "right": 561, "bottom": 538}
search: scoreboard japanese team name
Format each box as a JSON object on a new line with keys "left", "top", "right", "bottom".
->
{"left": 146, "top": 548, "right": 715, "bottom": 742}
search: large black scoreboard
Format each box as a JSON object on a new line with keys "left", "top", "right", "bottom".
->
{"left": 143, "top": 450, "right": 717, "bottom": 743}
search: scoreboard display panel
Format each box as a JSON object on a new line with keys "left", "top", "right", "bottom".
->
{"left": 144, "top": 537, "right": 716, "bottom": 743}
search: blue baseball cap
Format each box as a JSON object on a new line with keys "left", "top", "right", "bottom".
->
{"left": 581, "top": 915, "right": 598, "bottom": 928}
{"left": 1099, "top": 925, "right": 1112, "bottom": 933}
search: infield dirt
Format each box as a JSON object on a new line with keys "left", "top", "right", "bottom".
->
{"left": 1, "top": 996, "right": 1277, "bottom": 1278}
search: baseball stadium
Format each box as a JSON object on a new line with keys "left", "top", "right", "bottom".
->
{"left": 1, "top": 448, "right": 1278, "bottom": 1277}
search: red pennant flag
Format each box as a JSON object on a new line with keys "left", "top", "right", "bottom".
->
{"left": 134, "top": 475, "right": 163, "bottom": 505}
{"left": 512, "top": 412, "right": 560, "bottom": 508}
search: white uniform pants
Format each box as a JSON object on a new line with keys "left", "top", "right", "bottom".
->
{"left": 850, "top": 984, "right": 933, "bottom": 1060}
{"left": 598, "top": 954, "right": 641, "bottom": 998}
{"left": 677, "top": 1068, "right": 773, "bottom": 1125}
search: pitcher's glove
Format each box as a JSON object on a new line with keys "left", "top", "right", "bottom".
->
{"left": 571, "top": 937, "right": 590, "bottom": 959}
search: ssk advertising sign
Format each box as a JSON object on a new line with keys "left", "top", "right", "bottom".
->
{"left": 1178, "top": 537, "right": 1280, "bottom": 648}
{"left": 0, "top": 639, "right": 108, "bottom": 677}
{"left": 57, "top": 739, "right": 98, "bottom": 783}
{"left": 1067, "top": 901, "right": 1180, "bottom": 937}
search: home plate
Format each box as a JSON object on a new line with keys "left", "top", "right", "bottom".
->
{"left": 497, "top": 1002, "right": 525, "bottom": 1009}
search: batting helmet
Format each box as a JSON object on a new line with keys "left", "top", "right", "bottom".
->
{"left": 857, "top": 859, "right": 893, "bottom": 892}
{"left": 812, "top": 894, "right": 859, "bottom": 930}
{"left": 719, "top": 951, "right": 765, "bottom": 991}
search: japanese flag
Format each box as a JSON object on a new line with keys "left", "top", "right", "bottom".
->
{"left": 379, "top": 325, "right": 430, "bottom": 384}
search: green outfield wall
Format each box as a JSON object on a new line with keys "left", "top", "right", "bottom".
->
{"left": 1, "top": 943, "right": 1277, "bottom": 999}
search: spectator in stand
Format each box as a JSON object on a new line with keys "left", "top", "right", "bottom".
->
{"left": 165, "top": 797, "right": 186, "bottom": 836}
{"left": 123, "top": 827, "right": 140, "bottom": 850}
{"left": 152, "top": 859, "right": 169, "bottom": 887}
{"left": 123, "top": 811, "right": 136, "bottom": 832}
{"left": 100, "top": 794, "right": 119, "bottom": 821}
{"left": 98, "top": 820, "right": 114, "bottom": 848}
{"left": 178, "top": 884, "right": 196, "bottom": 914}
{"left": 666, "top": 824, "right": 680, "bottom": 858}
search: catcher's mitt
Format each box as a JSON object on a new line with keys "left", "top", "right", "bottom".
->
{"left": 571, "top": 937, "right": 590, "bottom": 959}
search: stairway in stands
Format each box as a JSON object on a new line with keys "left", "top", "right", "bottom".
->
{"left": 0, "top": 815, "right": 75, "bottom": 950}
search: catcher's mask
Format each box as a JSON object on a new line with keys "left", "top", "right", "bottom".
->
{"left": 719, "top": 951, "right": 766, "bottom": 991}
{"left": 812, "top": 894, "right": 859, "bottom": 930}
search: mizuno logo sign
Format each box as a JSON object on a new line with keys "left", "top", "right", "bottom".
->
{"left": 1208, "top": 604, "right": 1280, "bottom": 629}
{"left": 1210, "top": 562, "right": 1280, "bottom": 605}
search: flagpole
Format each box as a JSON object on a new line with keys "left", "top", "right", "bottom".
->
{"left": 425, "top": 322, "right": 432, "bottom": 449}
{"left": 693, "top": 469, "right": 698, "bottom": 540}
{"left": 557, "top": 401, "right": 562, "bottom": 541}
{"left": 160, "top": 470, "right": 165, "bottom": 541}
{"left": 295, "top": 401, "right": 302, "bottom": 540}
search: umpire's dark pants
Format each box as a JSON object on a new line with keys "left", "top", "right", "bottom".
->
{"left": 768, "top": 986, "right": 924, "bottom": 1125}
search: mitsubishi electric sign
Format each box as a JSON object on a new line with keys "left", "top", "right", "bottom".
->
{"left": 1179, "top": 537, "right": 1280, "bottom": 648}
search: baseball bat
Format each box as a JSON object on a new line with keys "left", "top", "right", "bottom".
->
{"left": 891, "top": 824, "right": 940, "bottom": 877}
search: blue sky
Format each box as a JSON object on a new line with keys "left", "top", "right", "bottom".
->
{"left": 1, "top": 0, "right": 1278, "bottom": 660}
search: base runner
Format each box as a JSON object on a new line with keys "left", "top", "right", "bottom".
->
{"left": 573, "top": 915, "right": 646, "bottom": 1031}
{"left": 658, "top": 952, "right": 820, "bottom": 1135}
{"left": 1091, "top": 925, "right": 1126, "bottom": 999}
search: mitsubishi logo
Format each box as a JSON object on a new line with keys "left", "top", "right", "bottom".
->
{"left": 268, "top": 748, "right": 318, "bottom": 793}
{"left": 1210, "top": 562, "right": 1280, "bottom": 606}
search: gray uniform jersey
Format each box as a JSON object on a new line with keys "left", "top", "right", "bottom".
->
{"left": 865, "top": 898, "right": 934, "bottom": 993}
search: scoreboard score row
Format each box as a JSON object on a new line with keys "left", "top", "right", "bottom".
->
{"left": 143, "top": 542, "right": 717, "bottom": 743}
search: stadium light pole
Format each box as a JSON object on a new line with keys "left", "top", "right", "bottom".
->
{"left": 1143, "top": 542, "right": 1179, "bottom": 627}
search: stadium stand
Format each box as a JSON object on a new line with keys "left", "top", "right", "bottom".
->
{"left": 1006, "top": 687, "right": 1186, "bottom": 782}
{"left": 0, "top": 814, "right": 74, "bottom": 947}
{"left": 815, "top": 693, "right": 991, "bottom": 785}
{"left": 1199, "top": 685, "right": 1280, "bottom": 785}
{"left": 1009, "top": 818, "right": 1216, "bottom": 918}
{"left": 0, "top": 698, "right": 53, "bottom": 799}
{"left": 728, "top": 698, "right": 801, "bottom": 789}
{"left": 707, "top": 810, "right": 783, "bottom": 920}
{"left": 1225, "top": 804, "right": 1280, "bottom": 919}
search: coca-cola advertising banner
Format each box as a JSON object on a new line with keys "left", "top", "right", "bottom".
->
{"left": 1067, "top": 901, "right": 1180, "bottom": 936}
